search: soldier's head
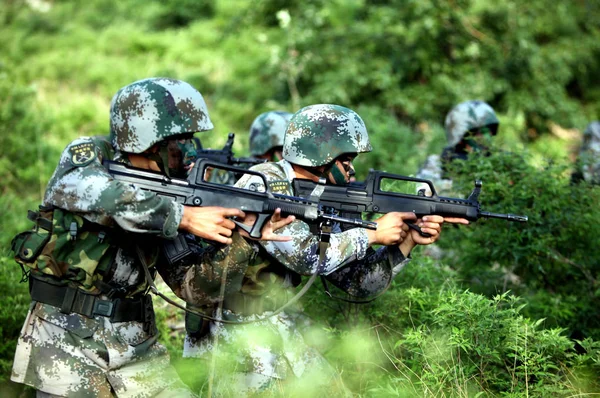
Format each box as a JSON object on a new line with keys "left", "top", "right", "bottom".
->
{"left": 445, "top": 100, "right": 499, "bottom": 153}
{"left": 579, "top": 121, "right": 600, "bottom": 184}
{"left": 110, "top": 77, "right": 213, "bottom": 177}
{"left": 283, "top": 104, "right": 371, "bottom": 184}
{"left": 249, "top": 111, "right": 293, "bottom": 161}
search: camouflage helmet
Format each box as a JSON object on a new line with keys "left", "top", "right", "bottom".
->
{"left": 110, "top": 77, "right": 213, "bottom": 153}
{"left": 249, "top": 111, "right": 293, "bottom": 156}
{"left": 283, "top": 104, "right": 372, "bottom": 167}
{"left": 444, "top": 100, "right": 499, "bottom": 148}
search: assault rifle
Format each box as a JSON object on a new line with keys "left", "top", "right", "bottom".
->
{"left": 104, "top": 159, "right": 376, "bottom": 260}
{"left": 293, "top": 171, "right": 527, "bottom": 237}
{"left": 195, "top": 133, "right": 265, "bottom": 168}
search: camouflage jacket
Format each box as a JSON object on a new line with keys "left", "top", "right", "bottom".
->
{"left": 11, "top": 135, "right": 243, "bottom": 396}
{"left": 573, "top": 121, "right": 600, "bottom": 185}
{"left": 235, "top": 159, "right": 410, "bottom": 299}
{"left": 37, "top": 135, "right": 182, "bottom": 294}
{"left": 181, "top": 160, "right": 411, "bottom": 385}
{"left": 415, "top": 153, "right": 455, "bottom": 197}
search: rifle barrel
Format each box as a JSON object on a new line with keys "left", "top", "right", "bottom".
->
{"left": 480, "top": 211, "right": 528, "bottom": 222}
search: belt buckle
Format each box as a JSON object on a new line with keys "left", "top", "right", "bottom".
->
{"left": 93, "top": 299, "right": 115, "bottom": 317}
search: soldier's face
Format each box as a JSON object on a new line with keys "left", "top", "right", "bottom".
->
{"left": 461, "top": 125, "right": 497, "bottom": 153}
{"left": 260, "top": 146, "right": 284, "bottom": 162}
{"left": 327, "top": 154, "right": 356, "bottom": 185}
{"left": 165, "top": 135, "right": 197, "bottom": 177}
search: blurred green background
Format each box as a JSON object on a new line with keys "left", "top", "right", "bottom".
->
{"left": 1, "top": 0, "right": 599, "bottom": 396}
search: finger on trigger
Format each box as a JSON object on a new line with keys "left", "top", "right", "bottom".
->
{"left": 224, "top": 208, "right": 245, "bottom": 218}
{"left": 222, "top": 219, "right": 236, "bottom": 230}
{"left": 218, "top": 227, "right": 233, "bottom": 237}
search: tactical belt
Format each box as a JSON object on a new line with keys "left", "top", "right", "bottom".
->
{"left": 29, "top": 276, "right": 153, "bottom": 323}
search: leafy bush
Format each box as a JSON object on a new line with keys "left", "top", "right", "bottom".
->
{"left": 303, "top": 260, "right": 600, "bottom": 396}
{"left": 438, "top": 148, "right": 600, "bottom": 340}
{"left": 252, "top": 0, "right": 600, "bottom": 133}
{"left": 368, "top": 285, "right": 600, "bottom": 397}
{"left": 1, "top": 0, "right": 599, "bottom": 395}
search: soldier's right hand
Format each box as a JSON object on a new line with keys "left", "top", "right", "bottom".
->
{"left": 180, "top": 206, "right": 246, "bottom": 245}
{"left": 366, "top": 212, "right": 417, "bottom": 246}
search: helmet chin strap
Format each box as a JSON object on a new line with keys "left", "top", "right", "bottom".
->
{"left": 303, "top": 161, "right": 347, "bottom": 185}
{"left": 328, "top": 162, "right": 348, "bottom": 185}
{"left": 146, "top": 145, "right": 171, "bottom": 177}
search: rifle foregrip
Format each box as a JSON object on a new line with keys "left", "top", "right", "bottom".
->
{"left": 264, "top": 201, "right": 317, "bottom": 221}
{"left": 431, "top": 202, "right": 480, "bottom": 221}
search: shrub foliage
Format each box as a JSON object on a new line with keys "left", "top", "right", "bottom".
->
{"left": 0, "top": 0, "right": 599, "bottom": 395}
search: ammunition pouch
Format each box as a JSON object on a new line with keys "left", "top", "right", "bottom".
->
{"left": 163, "top": 234, "right": 193, "bottom": 265}
{"left": 185, "top": 306, "right": 211, "bottom": 339}
{"left": 12, "top": 207, "right": 53, "bottom": 266}
{"left": 11, "top": 206, "right": 113, "bottom": 289}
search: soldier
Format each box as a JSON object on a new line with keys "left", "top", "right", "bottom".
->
{"left": 572, "top": 121, "right": 600, "bottom": 185}
{"left": 183, "top": 104, "right": 469, "bottom": 395}
{"left": 181, "top": 111, "right": 296, "bottom": 346}
{"left": 10, "top": 77, "right": 293, "bottom": 397}
{"left": 416, "top": 100, "right": 499, "bottom": 196}
{"left": 249, "top": 110, "right": 293, "bottom": 161}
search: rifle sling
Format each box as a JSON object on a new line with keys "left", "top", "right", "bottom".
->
{"left": 135, "top": 236, "right": 326, "bottom": 325}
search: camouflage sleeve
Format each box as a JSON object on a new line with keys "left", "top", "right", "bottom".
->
{"left": 157, "top": 232, "right": 254, "bottom": 306}
{"left": 236, "top": 166, "right": 369, "bottom": 276}
{"left": 415, "top": 154, "right": 453, "bottom": 196}
{"left": 323, "top": 245, "right": 411, "bottom": 298}
{"left": 43, "top": 137, "right": 182, "bottom": 239}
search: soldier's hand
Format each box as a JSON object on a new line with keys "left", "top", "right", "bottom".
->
{"left": 180, "top": 206, "right": 246, "bottom": 245}
{"left": 402, "top": 215, "right": 470, "bottom": 248}
{"left": 367, "top": 212, "right": 416, "bottom": 246}
{"left": 238, "top": 208, "right": 295, "bottom": 242}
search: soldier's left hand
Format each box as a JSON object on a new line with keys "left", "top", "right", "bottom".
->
{"left": 410, "top": 215, "right": 469, "bottom": 245}
{"left": 238, "top": 208, "right": 295, "bottom": 242}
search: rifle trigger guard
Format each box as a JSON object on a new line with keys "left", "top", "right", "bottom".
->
{"left": 233, "top": 213, "right": 270, "bottom": 239}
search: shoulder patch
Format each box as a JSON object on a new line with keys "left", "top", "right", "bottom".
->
{"left": 68, "top": 140, "right": 97, "bottom": 167}
{"left": 268, "top": 180, "right": 291, "bottom": 194}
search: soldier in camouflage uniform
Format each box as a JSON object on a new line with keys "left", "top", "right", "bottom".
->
{"left": 181, "top": 110, "right": 294, "bottom": 361}
{"left": 572, "top": 121, "right": 600, "bottom": 185}
{"left": 10, "top": 78, "right": 293, "bottom": 397}
{"left": 203, "top": 110, "right": 293, "bottom": 186}
{"left": 249, "top": 111, "right": 293, "bottom": 161}
{"left": 416, "top": 100, "right": 499, "bottom": 196}
{"left": 183, "top": 104, "right": 468, "bottom": 395}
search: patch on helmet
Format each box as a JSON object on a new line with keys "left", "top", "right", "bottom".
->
{"left": 268, "top": 180, "right": 291, "bottom": 194}
{"left": 68, "top": 140, "right": 97, "bottom": 167}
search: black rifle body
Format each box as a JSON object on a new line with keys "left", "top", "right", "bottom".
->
{"left": 104, "top": 159, "right": 376, "bottom": 241}
{"left": 195, "top": 133, "right": 265, "bottom": 168}
{"left": 293, "top": 171, "right": 527, "bottom": 235}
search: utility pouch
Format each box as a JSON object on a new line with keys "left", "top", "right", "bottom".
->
{"left": 185, "top": 306, "right": 211, "bottom": 338}
{"left": 12, "top": 229, "right": 51, "bottom": 264}
{"left": 11, "top": 206, "right": 113, "bottom": 287}
{"left": 12, "top": 207, "right": 54, "bottom": 271}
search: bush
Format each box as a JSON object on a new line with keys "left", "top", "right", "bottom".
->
{"left": 303, "top": 260, "right": 600, "bottom": 396}
{"left": 438, "top": 148, "right": 600, "bottom": 340}
{"left": 368, "top": 286, "right": 600, "bottom": 397}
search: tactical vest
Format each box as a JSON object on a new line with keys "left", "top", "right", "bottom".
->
{"left": 11, "top": 136, "right": 120, "bottom": 293}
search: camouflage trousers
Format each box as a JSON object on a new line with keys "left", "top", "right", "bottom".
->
{"left": 182, "top": 310, "right": 350, "bottom": 397}
{"left": 12, "top": 302, "right": 195, "bottom": 398}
